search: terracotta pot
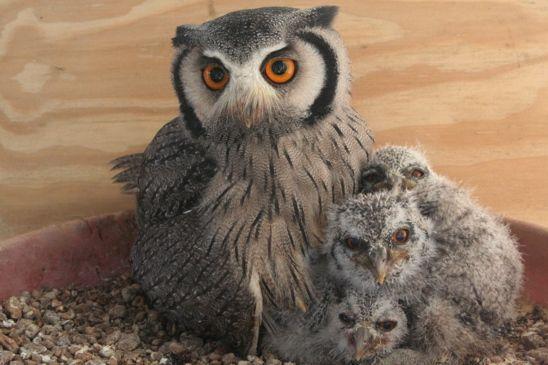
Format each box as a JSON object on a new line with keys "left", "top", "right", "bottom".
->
{"left": 0, "top": 211, "right": 136, "bottom": 301}
{"left": 0, "top": 213, "right": 546, "bottom": 305}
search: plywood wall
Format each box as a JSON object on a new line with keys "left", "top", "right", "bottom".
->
{"left": 1, "top": 0, "right": 547, "bottom": 240}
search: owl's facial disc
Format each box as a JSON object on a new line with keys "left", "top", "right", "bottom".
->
{"left": 200, "top": 44, "right": 304, "bottom": 129}
{"left": 342, "top": 225, "right": 412, "bottom": 285}
{"left": 363, "top": 147, "right": 433, "bottom": 194}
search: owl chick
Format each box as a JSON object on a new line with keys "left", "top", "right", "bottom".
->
{"left": 113, "top": 6, "right": 373, "bottom": 354}
{"left": 359, "top": 146, "right": 523, "bottom": 325}
{"left": 325, "top": 190, "right": 436, "bottom": 301}
{"left": 324, "top": 191, "right": 509, "bottom": 362}
{"left": 263, "top": 283, "right": 408, "bottom": 365}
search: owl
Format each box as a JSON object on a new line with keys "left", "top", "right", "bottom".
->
{"left": 112, "top": 6, "right": 373, "bottom": 354}
{"left": 263, "top": 283, "right": 408, "bottom": 365}
{"left": 360, "top": 145, "right": 466, "bottom": 222}
{"left": 358, "top": 146, "right": 523, "bottom": 325}
{"left": 325, "top": 190, "right": 436, "bottom": 302}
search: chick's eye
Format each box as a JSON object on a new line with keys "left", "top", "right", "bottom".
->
{"left": 203, "top": 64, "right": 229, "bottom": 91}
{"left": 264, "top": 57, "right": 297, "bottom": 84}
{"left": 343, "top": 237, "right": 367, "bottom": 250}
{"left": 376, "top": 320, "right": 397, "bottom": 332}
{"left": 363, "top": 172, "right": 382, "bottom": 184}
{"left": 391, "top": 228, "right": 409, "bottom": 244}
{"left": 411, "top": 168, "right": 425, "bottom": 179}
{"left": 338, "top": 312, "right": 356, "bottom": 326}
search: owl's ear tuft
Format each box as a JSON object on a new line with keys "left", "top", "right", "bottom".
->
{"left": 172, "top": 25, "right": 200, "bottom": 47}
{"left": 311, "top": 6, "right": 339, "bottom": 27}
{"left": 294, "top": 6, "right": 339, "bottom": 29}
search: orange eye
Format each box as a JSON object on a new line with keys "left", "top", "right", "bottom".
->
{"left": 390, "top": 228, "right": 410, "bottom": 245}
{"left": 264, "top": 57, "right": 297, "bottom": 84}
{"left": 202, "top": 63, "right": 229, "bottom": 91}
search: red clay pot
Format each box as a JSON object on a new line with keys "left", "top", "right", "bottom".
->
{"left": 0, "top": 213, "right": 546, "bottom": 305}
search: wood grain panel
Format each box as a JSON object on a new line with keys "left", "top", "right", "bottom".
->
{"left": 1, "top": 0, "right": 547, "bottom": 240}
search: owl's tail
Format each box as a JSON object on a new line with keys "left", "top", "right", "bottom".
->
{"left": 110, "top": 153, "right": 144, "bottom": 193}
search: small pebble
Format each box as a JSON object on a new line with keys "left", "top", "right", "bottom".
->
{"left": 0, "top": 351, "right": 14, "bottom": 363}
{"left": 108, "top": 305, "right": 126, "bottom": 320}
{"left": 99, "top": 346, "right": 115, "bottom": 358}
{"left": 3, "top": 297, "right": 22, "bottom": 320}
{"left": 104, "top": 330, "right": 121, "bottom": 346}
{"left": 222, "top": 353, "right": 238, "bottom": 364}
{"left": 0, "top": 333, "right": 18, "bottom": 352}
{"left": 23, "top": 323, "right": 40, "bottom": 339}
{"left": 42, "top": 311, "right": 60, "bottom": 325}
{"left": 521, "top": 331, "right": 545, "bottom": 350}
{"left": 117, "top": 333, "right": 140, "bottom": 352}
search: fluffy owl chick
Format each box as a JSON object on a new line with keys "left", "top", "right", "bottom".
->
{"left": 324, "top": 190, "right": 508, "bottom": 363}
{"left": 325, "top": 190, "right": 436, "bottom": 301}
{"left": 113, "top": 6, "right": 374, "bottom": 354}
{"left": 360, "top": 146, "right": 470, "bottom": 223}
{"left": 263, "top": 286, "right": 408, "bottom": 365}
{"left": 359, "top": 146, "right": 523, "bottom": 324}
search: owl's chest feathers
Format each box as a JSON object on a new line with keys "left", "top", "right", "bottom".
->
{"left": 200, "top": 115, "right": 371, "bottom": 262}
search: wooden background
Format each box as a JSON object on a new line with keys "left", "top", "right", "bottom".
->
{"left": 1, "top": 0, "right": 547, "bottom": 241}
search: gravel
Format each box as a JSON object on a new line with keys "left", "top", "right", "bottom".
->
{"left": 0, "top": 275, "right": 545, "bottom": 365}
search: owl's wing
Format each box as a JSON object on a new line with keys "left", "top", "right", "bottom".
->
{"left": 112, "top": 116, "right": 217, "bottom": 227}
{"left": 132, "top": 213, "right": 256, "bottom": 353}
{"left": 111, "top": 153, "right": 144, "bottom": 193}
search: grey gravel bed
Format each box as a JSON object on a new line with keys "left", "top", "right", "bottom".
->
{"left": 0, "top": 276, "right": 546, "bottom": 365}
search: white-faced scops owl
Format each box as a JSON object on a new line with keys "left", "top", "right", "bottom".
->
{"left": 112, "top": 6, "right": 373, "bottom": 354}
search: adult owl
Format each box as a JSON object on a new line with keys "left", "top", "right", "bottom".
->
{"left": 113, "top": 6, "right": 373, "bottom": 354}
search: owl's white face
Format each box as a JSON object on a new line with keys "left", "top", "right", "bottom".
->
{"left": 325, "top": 294, "right": 407, "bottom": 362}
{"left": 177, "top": 36, "right": 335, "bottom": 138}
{"left": 170, "top": 6, "right": 351, "bottom": 141}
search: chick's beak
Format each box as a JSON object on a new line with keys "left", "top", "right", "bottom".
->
{"left": 402, "top": 178, "right": 417, "bottom": 190}
{"left": 370, "top": 247, "right": 389, "bottom": 285}
{"left": 352, "top": 326, "right": 368, "bottom": 361}
{"left": 352, "top": 324, "right": 381, "bottom": 361}
{"left": 375, "top": 266, "right": 388, "bottom": 285}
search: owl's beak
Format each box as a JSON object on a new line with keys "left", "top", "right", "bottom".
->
{"left": 401, "top": 178, "right": 417, "bottom": 190}
{"left": 352, "top": 324, "right": 381, "bottom": 361}
{"left": 370, "top": 247, "right": 389, "bottom": 285}
{"left": 222, "top": 73, "right": 279, "bottom": 128}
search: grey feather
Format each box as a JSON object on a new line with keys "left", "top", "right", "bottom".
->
{"left": 111, "top": 153, "right": 144, "bottom": 193}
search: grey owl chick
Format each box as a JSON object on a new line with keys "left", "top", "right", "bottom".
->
{"left": 263, "top": 276, "right": 408, "bottom": 365}
{"left": 112, "top": 6, "right": 373, "bottom": 354}
{"left": 325, "top": 190, "right": 436, "bottom": 302}
{"left": 359, "top": 146, "right": 523, "bottom": 325}
{"left": 324, "top": 191, "right": 506, "bottom": 362}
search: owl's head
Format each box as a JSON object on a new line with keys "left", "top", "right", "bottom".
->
{"left": 327, "top": 292, "right": 407, "bottom": 362}
{"left": 360, "top": 146, "right": 436, "bottom": 194}
{"left": 326, "top": 191, "right": 435, "bottom": 289}
{"left": 171, "top": 6, "right": 351, "bottom": 141}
